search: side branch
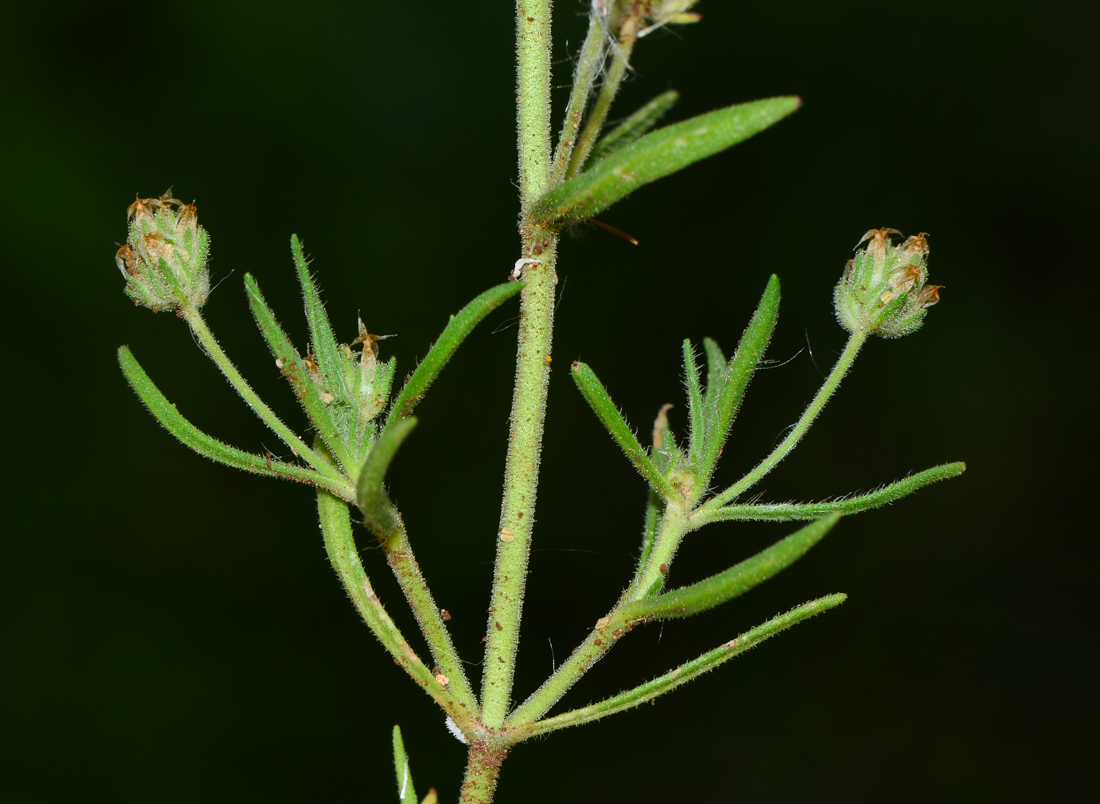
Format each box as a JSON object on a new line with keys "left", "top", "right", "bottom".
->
{"left": 509, "top": 594, "right": 847, "bottom": 740}
{"left": 316, "top": 491, "right": 474, "bottom": 726}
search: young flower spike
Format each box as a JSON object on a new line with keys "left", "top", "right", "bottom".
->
{"left": 116, "top": 190, "right": 211, "bottom": 312}
{"left": 833, "top": 228, "right": 942, "bottom": 338}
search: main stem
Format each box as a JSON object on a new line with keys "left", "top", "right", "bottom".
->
{"left": 464, "top": 3, "right": 562, "bottom": 799}
{"left": 467, "top": 10, "right": 558, "bottom": 804}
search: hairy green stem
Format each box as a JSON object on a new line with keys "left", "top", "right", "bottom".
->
{"left": 509, "top": 594, "right": 848, "bottom": 740}
{"left": 480, "top": 237, "right": 558, "bottom": 729}
{"left": 704, "top": 329, "right": 869, "bottom": 511}
{"left": 515, "top": 0, "right": 554, "bottom": 208}
{"left": 316, "top": 491, "right": 474, "bottom": 725}
{"left": 357, "top": 421, "right": 479, "bottom": 714}
{"left": 479, "top": 0, "right": 559, "bottom": 739}
{"left": 387, "top": 523, "right": 480, "bottom": 715}
{"left": 458, "top": 742, "right": 508, "bottom": 804}
{"left": 506, "top": 505, "right": 691, "bottom": 729}
{"left": 628, "top": 501, "right": 694, "bottom": 607}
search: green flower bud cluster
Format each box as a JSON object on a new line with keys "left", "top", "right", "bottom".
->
{"left": 116, "top": 190, "right": 210, "bottom": 312}
{"left": 833, "top": 228, "right": 941, "bottom": 338}
{"left": 299, "top": 317, "right": 397, "bottom": 446}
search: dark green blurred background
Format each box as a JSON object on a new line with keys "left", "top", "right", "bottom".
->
{"left": 3, "top": 1, "right": 1097, "bottom": 801}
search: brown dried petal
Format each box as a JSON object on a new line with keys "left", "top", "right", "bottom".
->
{"left": 916, "top": 285, "right": 942, "bottom": 308}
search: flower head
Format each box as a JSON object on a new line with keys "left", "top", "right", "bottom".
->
{"left": 116, "top": 190, "right": 210, "bottom": 312}
{"left": 833, "top": 228, "right": 941, "bottom": 338}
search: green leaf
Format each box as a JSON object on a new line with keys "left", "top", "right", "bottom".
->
{"left": 385, "top": 281, "right": 524, "bottom": 428}
{"left": 392, "top": 725, "right": 418, "bottom": 804}
{"left": 534, "top": 96, "right": 801, "bottom": 224}
{"left": 514, "top": 594, "right": 847, "bottom": 740}
{"left": 118, "top": 346, "right": 350, "bottom": 497}
{"left": 702, "top": 337, "right": 727, "bottom": 402}
{"left": 703, "top": 463, "right": 967, "bottom": 523}
{"left": 571, "top": 361, "right": 679, "bottom": 500}
{"left": 244, "top": 273, "right": 354, "bottom": 471}
{"left": 588, "top": 89, "right": 680, "bottom": 166}
{"left": 357, "top": 417, "right": 418, "bottom": 539}
{"left": 682, "top": 339, "right": 707, "bottom": 465}
{"left": 634, "top": 486, "right": 665, "bottom": 594}
{"left": 291, "top": 235, "right": 352, "bottom": 403}
{"left": 697, "top": 275, "right": 781, "bottom": 484}
{"left": 624, "top": 513, "right": 841, "bottom": 622}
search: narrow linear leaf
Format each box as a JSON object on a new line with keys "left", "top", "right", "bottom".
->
{"left": 518, "top": 594, "right": 846, "bottom": 740}
{"left": 588, "top": 89, "right": 680, "bottom": 166}
{"left": 357, "top": 417, "right": 417, "bottom": 538}
{"left": 534, "top": 96, "right": 801, "bottom": 224}
{"left": 385, "top": 281, "right": 525, "bottom": 428}
{"left": 118, "top": 347, "right": 348, "bottom": 495}
{"left": 244, "top": 273, "right": 351, "bottom": 469}
{"left": 291, "top": 235, "right": 350, "bottom": 402}
{"left": 624, "top": 513, "right": 841, "bottom": 622}
{"left": 699, "top": 275, "right": 781, "bottom": 480}
{"left": 392, "top": 725, "right": 418, "bottom": 804}
{"left": 702, "top": 337, "right": 727, "bottom": 400}
{"left": 682, "top": 339, "right": 707, "bottom": 465}
{"left": 704, "top": 463, "right": 967, "bottom": 523}
{"left": 572, "top": 361, "right": 679, "bottom": 500}
{"left": 634, "top": 486, "right": 665, "bottom": 595}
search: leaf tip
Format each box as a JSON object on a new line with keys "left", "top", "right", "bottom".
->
{"left": 761, "top": 274, "right": 781, "bottom": 306}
